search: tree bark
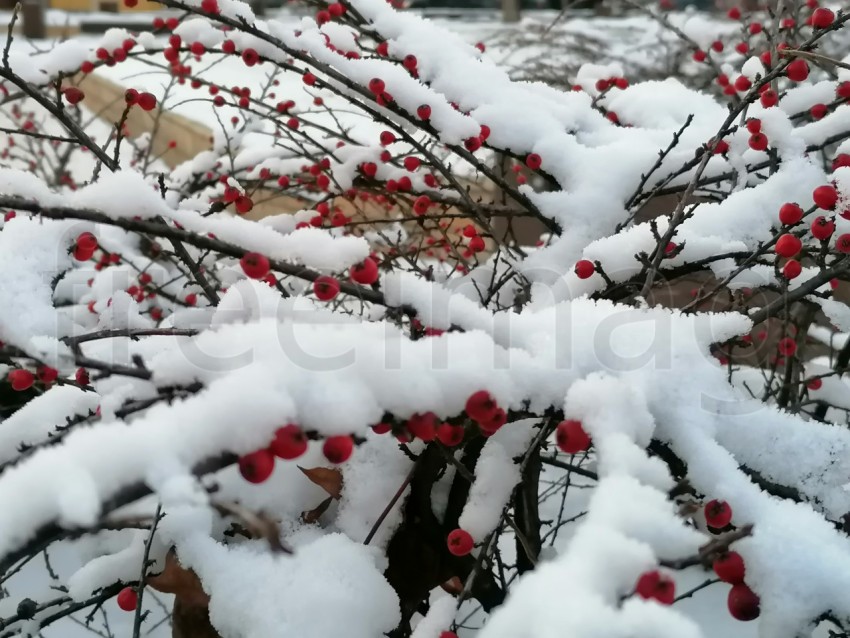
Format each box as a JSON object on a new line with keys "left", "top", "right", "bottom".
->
{"left": 502, "top": 0, "right": 521, "bottom": 23}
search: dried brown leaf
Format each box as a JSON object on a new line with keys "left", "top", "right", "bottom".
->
{"left": 301, "top": 496, "right": 334, "bottom": 525}
{"left": 299, "top": 465, "right": 344, "bottom": 499}
{"left": 147, "top": 550, "right": 210, "bottom": 607}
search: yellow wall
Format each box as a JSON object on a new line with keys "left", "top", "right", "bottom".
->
{"left": 49, "top": 0, "right": 161, "bottom": 11}
{"left": 50, "top": 0, "right": 95, "bottom": 10}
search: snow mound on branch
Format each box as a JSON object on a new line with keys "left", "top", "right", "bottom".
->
{"left": 0, "top": 385, "right": 99, "bottom": 465}
{"left": 335, "top": 433, "right": 413, "bottom": 549}
{"left": 176, "top": 533, "right": 400, "bottom": 638}
{"left": 0, "top": 215, "right": 77, "bottom": 363}
{"left": 481, "top": 373, "right": 704, "bottom": 638}
{"left": 459, "top": 419, "right": 537, "bottom": 541}
{"left": 411, "top": 594, "right": 456, "bottom": 638}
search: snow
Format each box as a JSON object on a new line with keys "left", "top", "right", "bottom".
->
{"left": 173, "top": 533, "right": 399, "bottom": 638}
{"left": 2, "top": 2, "right": 850, "bottom": 638}
{"left": 0, "top": 385, "right": 99, "bottom": 465}
{"left": 411, "top": 594, "right": 456, "bottom": 638}
{"left": 459, "top": 419, "right": 537, "bottom": 541}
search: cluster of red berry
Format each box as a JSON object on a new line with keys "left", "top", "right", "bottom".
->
{"left": 774, "top": 183, "right": 849, "bottom": 280}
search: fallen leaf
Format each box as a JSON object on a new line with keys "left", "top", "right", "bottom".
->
{"left": 301, "top": 496, "right": 333, "bottom": 525}
{"left": 299, "top": 466, "right": 344, "bottom": 499}
{"left": 212, "top": 501, "right": 291, "bottom": 553}
{"left": 148, "top": 549, "right": 210, "bottom": 608}
{"left": 440, "top": 576, "right": 464, "bottom": 596}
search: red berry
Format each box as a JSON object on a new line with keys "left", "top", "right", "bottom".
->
{"left": 36, "top": 365, "right": 58, "bottom": 384}
{"left": 783, "top": 259, "right": 802, "bottom": 280}
{"left": 379, "top": 131, "right": 396, "bottom": 146}
{"left": 240, "top": 252, "right": 270, "bottom": 279}
{"left": 727, "top": 7, "right": 741, "bottom": 19}
{"left": 811, "top": 7, "right": 834, "bottom": 28}
{"left": 368, "top": 78, "right": 385, "bottom": 94}
{"left": 242, "top": 48, "right": 259, "bottom": 66}
{"left": 63, "top": 87, "right": 85, "bottom": 105}
{"left": 556, "top": 419, "right": 591, "bottom": 454}
{"left": 303, "top": 72, "right": 317, "bottom": 86}
{"left": 779, "top": 203, "right": 804, "bottom": 225}
{"left": 447, "top": 528, "right": 474, "bottom": 556}
{"left": 417, "top": 104, "right": 432, "bottom": 120}
{"left": 185, "top": 293, "right": 197, "bottom": 306}
{"left": 403, "top": 54, "right": 417, "bottom": 71}
{"left": 479, "top": 408, "right": 507, "bottom": 435}
{"left": 786, "top": 59, "right": 809, "bottom": 82}
{"left": 116, "top": 587, "right": 138, "bottom": 611}
{"left": 413, "top": 195, "right": 431, "bottom": 216}
{"left": 7, "top": 369, "right": 34, "bottom": 391}
{"left": 124, "top": 88, "right": 139, "bottom": 105}
{"left": 748, "top": 133, "right": 768, "bottom": 151}
{"left": 469, "top": 236, "right": 486, "bottom": 253}
{"left": 635, "top": 570, "right": 675, "bottom": 605}
{"left": 734, "top": 76, "right": 751, "bottom": 92}
{"left": 693, "top": 50, "right": 707, "bottom": 62}
{"left": 407, "top": 412, "right": 437, "bottom": 441}
{"left": 238, "top": 449, "right": 275, "bottom": 483}
{"left": 235, "top": 196, "right": 253, "bottom": 214}
{"left": 222, "top": 39, "right": 236, "bottom": 54}
{"left": 74, "top": 244, "right": 94, "bottom": 262}
{"left": 745, "top": 118, "right": 761, "bottom": 134}
{"left": 76, "top": 231, "right": 98, "bottom": 253}
{"left": 525, "top": 153, "right": 542, "bottom": 170}
{"left": 270, "top": 424, "right": 308, "bottom": 460}
{"left": 75, "top": 368, "right": 90, "bottom": 385}
{"left": 811, "top": 216, "right": 835, "bottom": 240}
{"left": 833, "top": 153, "right": 850, "bottom": 171}
{"left": 727, "top": 583, "right": 760, "bottom": 621}
{"left": 807, "top": 377, "right": 823, "bottom": 390}
{"left": 313, "top": 276, "right": 340, "bottom": 301}
{"left": 404, "top": 156, "right": 421, "bottom": 172}
{"left": 440, "top": 632, "right": 458, "bottom": 638}
{"left": 200, "top": 0, "right": 219, "bottom": 12}
{"left": 704, "top": 499, "right": 733, "bottom": 528}
{"left": 810, "top": 103, "right": 828, "bottom": 120}
{"left": 466, "top": 390, "right": 498, "bottom": 423}
{"left": 713, "top": 551, "right": 746, "bottom": 584}
{"left": 813, "top": 185, "right": 838, "bottom": 210}
{"left": 837, "top": 234, "right": 850, "bottom": 254}
{"left": 350, "top": 258, "right": 379, "bottom": 285}
{"left": 360, "top": 162, "right": 377, "bottom": 178}
{"left": 137, "top": 92, "right": 157, "bottom": 111}
{"left": 575, "top": 259, "right": 595, "bottom": 279}
{"left": 436, "top": 422, "right": 464, "bottom": 447}
{"left": 329, "top": 2, "right": 345, "bottom": 17}
{"left": 713, "top": 139, "right": 729, "bottom": 155}
{"left": 372, "top": 422, "right": 392, "bottom": 435}
{"left": 323, "top": 435, "right": 354, "bottom": 463}
{"left": 775, "top": 233, "right": 802, "bottom": 258}
{"left": 464, "top": 137, "right": 481, "bottom": 152}
{"left": 778, "top": 337, "right": 797, "bottom": 357}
